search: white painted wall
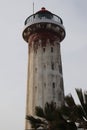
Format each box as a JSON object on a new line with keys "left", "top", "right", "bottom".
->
{"left": 25, "top": 37, "right": 64, "bottom": 129}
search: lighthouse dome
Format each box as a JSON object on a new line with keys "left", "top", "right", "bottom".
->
{"left": 24, "top": 7, "right": 63, "bottom": 25}
{"left": 23, "top": 7, "right": 65, "bottom": 42}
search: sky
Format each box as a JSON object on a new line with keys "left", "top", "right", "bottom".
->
{"left": 0, "top": 0, "right": 87, "bottom": 130}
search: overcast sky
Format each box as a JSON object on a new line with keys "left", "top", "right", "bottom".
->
{"left": 0, "top": 0, "right": 87, "bottom": 130}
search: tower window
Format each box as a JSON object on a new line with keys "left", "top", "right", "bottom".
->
{"left": 59, "top": 65, "right": 62, "bottom": 74}
{"left": 44, "top": 64, "right": 46, "bottom": 69}
{"left": 44, "top": 83, "right": 46, "bottom": 88}
{"left": 60, "top": 78, "right": 63, "bottom": 90}
{"left": 51, "top": 63, "right": 54, "bottom": 70}
{"left": 52, "top": 82, "right": 55, "bottom": 100}
{"left": 43, "top": 48, "right": 45, "bottom": 52}
{"left": 58, "top": 92, "right": 62, "bottom": 100}
{"left": 35, "top": 86, "right": 37, "bottom": 91}
{"left": 53, "top": 82, "right": 55, "bottom": 88}
{"left": 35, "top": 50, "right": 37, "bottom": 54}
{"left": 35, "top": 68, "right": 37, "bottom": 72}
{"left": 51, "top": 47, "right": 53, "bottom": 52}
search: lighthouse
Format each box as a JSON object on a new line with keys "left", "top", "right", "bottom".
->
{"left": 22, "top": 7, "right": 66, "bottom": 129}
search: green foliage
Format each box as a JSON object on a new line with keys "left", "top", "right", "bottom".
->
{"left": 61, "top": 88, "right": 87, "bottom": 129}
{"left": 26, "top": 115, "right": 46, "bottom": 129}
{"left": 26, "top": 88, "right": 87, "bottom": 129}
{"left": 76, "top": 88, "right": 87, "bottom": 119}
{"left": 35, "top": 106, "right": 45, "bottom": 118}
{"left": 26, "top": 101, "right": 77, "bottom": 130}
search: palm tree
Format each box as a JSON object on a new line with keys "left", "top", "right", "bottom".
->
{"left": 26, "top": 102, "right": 77, "bottom": 130}
{"left": 61, "top": 88, "right": 87, "bottom": 129}
{"left": 75, "top": 88, "right": 87, "bottom": 129}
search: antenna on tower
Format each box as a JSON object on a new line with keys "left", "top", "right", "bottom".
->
{"left": 33, "top": 2, "right": 34, "bottom": 15}
{"left": 33, "top": 2, "right": 35, "bottom": 20}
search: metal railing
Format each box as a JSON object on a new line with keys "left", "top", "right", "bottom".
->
{"left": 24, "top": 13, "right": 63, "bottom": 25}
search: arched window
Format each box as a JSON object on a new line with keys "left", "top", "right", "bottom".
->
{"left": 35, "top": 68, "right": 37, "bottom": 72}
{"left": 58, "top": 92, "right": 62, "bottom": 100}
{"left": 44, "top": 64, "right": 46, "bottom": 69}
{"left": 59, "top": 65, "right": 62, "bottom": 74}
{"left": 60, "top": 78, "right": 63, "bottom": 90}
{"left": 35, "top": 86, "right": 37, "bottom": 90}
{"left": 43, "top": 48, "right": 45, "bottom": 52}
{"left": 53, "top": 82, "right": 55, "bottom": 88}
{"left": 51, "top": 63, "right": 54, "bottom": 70}
{"left": 44, "top": 83, "right": 46, "bottom": 88}
{"left": 52, "top": 82, "right": 55, "bottom": 100}
{"left": 51, "top": 47, "right": 53, "bottom": 52}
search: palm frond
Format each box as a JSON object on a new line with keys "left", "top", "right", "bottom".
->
{"left": 60, "top": 105, "right": 71, "bottom": 120}
{"left": 72, "top": 104, "right": 87, "bottom": 124}
{"left": 84, "top": 91, "right": 87, "bottom": 104}
{"left": 44, "top": 102, "right": 57, "bottom": 121}
{"left": 65, "top": 94, "right": 76, "bottom": 107}
{"left": 75, "top": 89, "right": 84, "bottom": 106}
{"left": 67, "top": 122, "right": 77, "bottom": 130}
{"left": 45, "top": 102, "right": 56, "bottom": 113}
{"left": 64, "top": 94, "right": 84, "bottom": 122}
{"left": 26, "top": 115, "right": 41, "bottom": 123}
{"left": 26, "top": 115, "right": 45, "bottom": 128}
{"left": 35, "top": 106, "right": 45, "bottom": 118}
{"left": 76, "top": 89, "right": 87, "bottom": 119}
{"left": 84, "top": 92, "right": 87, "bottom": 116}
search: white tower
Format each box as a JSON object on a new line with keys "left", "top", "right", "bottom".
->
{"left": 22, "top": 7, "right": 66, "bottom": 129}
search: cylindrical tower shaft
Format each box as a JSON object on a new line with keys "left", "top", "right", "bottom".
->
{"left": 22, "top": 7, "right": 66, "bottom": 129}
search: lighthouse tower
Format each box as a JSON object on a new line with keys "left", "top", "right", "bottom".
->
{"left": 22, "top": 7, "right": 66, "bottom": 129}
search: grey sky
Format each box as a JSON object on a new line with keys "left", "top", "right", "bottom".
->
{"left": 0, "top": 0, "right": 87, "bottom": 130}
